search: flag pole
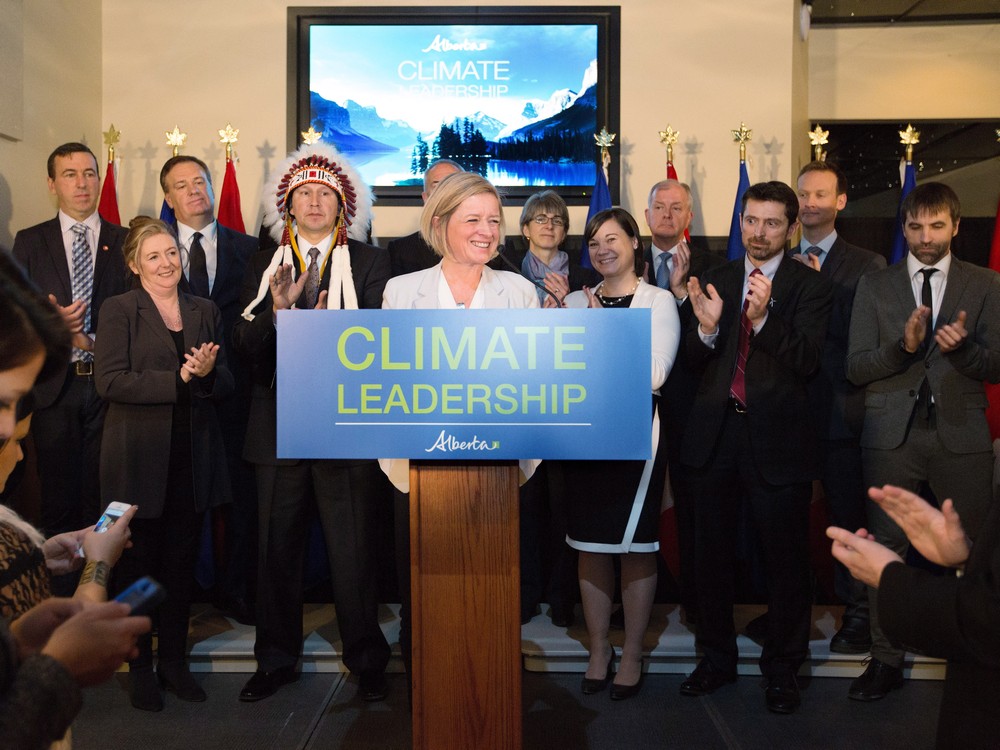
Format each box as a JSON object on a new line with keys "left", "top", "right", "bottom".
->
{"left": 160, "top": 125, "right": 187, "bottom": 224}
{"left": 98, "top": 124, "right": 122, "bottom": 225}
{"left": 809, "top": 124, "right": 829, "bottom": 162}
{"left": 726, "top": 122, "right": 752, "bottom": 260}
{"left": 889, "top": 124, "right": 920, "bottom": 264}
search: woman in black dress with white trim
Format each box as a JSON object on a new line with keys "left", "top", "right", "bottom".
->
{"left": 562, "top": 208, "right": 680, "bottom": 699}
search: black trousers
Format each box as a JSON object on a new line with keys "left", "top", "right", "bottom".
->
{"left": 32, "top": 371, "right": 105, "bottom": 537}
{"left": 116, "top": 428, "right": 203, "bottom": 666}
{"left": 518, "top": 462, "right": 578, "bottom": 614}
{"left": 686, "top": 408, "right": 812, "bottom": 677}
{"left": 254, "top": 460, "right": 391, "bottom": 675}
{"left": 818, "top": 437, "right": 869, "bottom": 617}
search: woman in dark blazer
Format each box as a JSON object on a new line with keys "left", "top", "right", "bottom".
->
{"left": 95, "top": 218, "right": 232, "bottom": 711}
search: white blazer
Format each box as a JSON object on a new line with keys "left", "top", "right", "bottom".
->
{"left": 379, "top": 261, "right": 541, "bottom": 492}
{"left": 383, "top": 262, "right": 540, "bottom": 310}
{"left": 564, "top": 280, "right": 680, "bottom": 394}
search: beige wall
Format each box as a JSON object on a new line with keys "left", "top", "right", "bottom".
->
{"left": 3, "top": 3, "right": 998, "bottom": 243}
{"left": 0, "top": 0, "right": 103, "bottom": 248}
{"left": 98, "top": 0, "right": 806, "bottom": 239}
{"left": 810, "top": 23, "right": 1000, "bottom": 120}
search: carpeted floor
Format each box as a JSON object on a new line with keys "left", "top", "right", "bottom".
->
{"left": 73, "top": 669, "right": 942, "bottom": 750}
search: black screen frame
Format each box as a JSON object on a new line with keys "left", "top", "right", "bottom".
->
{"left": 287, "top": 5, "right": 621, "bottom": 206}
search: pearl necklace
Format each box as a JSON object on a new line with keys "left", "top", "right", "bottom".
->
{"left": 595, "top": 277, "right": 640, "bottom": 304}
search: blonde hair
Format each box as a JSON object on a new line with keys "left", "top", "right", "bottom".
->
{"left": 123, "top": 217, "right": 175, "bottom": 276}
{"left": 419, "top": 172, "right": 505, "bottom": 258}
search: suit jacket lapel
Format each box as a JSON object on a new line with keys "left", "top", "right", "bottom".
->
{"left": 214, "top": 225, "right": 232, "bottom": 301}
{"left": 935, "top": 256, "right": 966, "bottom": 338}
{"left": 43, "top": 219, "right": 73, "bottom": 299}
{"left": 412, "top": 265, "right": 441, "bottom": 309}
{"left": 94, "top": 221, "right": 120, "bottom": 295}
{"left": 180, "top": 293, "right": 204, "bottom": 351}
{"left": 136, "top": 288, "right": 180, "bottom": 352}
{"left": 822, "top": 239, "right": 848, "bottom": 281}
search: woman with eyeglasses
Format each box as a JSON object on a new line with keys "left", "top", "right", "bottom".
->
{"left": 516, "top": 190, "right": 600, "bottom": 307}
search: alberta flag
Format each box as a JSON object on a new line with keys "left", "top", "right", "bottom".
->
{"left": 889, "top": 161, "right": 917, "bottom": 265}
{"left": 580, "top": 163, "right": 612, "bottom": 269}
{"left": 726, "top": 161, "right": 750, "bottom": 260}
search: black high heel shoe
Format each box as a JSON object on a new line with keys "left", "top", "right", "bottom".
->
{"left": 610, "top": 659, "right": 646, "bottom": 701}
{"left": 581, "top": 647, "right": 615, "bottom": 694}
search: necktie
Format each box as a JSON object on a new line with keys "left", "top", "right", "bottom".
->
{"left": 655, "top": 252, "right": 672, "bottom": 290}
{"left": 729, "top": 268, "right": 762, "bottom": 409}
{"left": 70, "top": 223, "right": 93, "bottom": 362}
{"left": 918, "top": 267, "right": 938, "bottom": 417}
{"left": 806, "top": 245, "right": 823, "bottom": 264}
{"left": 188, "top": 231, "right": 210, "bottom": 297}
{"left": 304, "top": 247, "right": 321, "bottom": 309}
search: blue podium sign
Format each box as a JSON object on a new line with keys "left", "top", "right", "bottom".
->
{"left": 276, "top": 308, "right": 650, "bottom": 460}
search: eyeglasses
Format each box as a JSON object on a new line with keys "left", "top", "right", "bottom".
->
{"left": 531, "top": 215, "right": 566, "bottom": 227}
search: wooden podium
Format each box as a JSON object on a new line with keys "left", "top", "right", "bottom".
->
{"left": 409, "top": 460, "right": 522, "bottom": 750}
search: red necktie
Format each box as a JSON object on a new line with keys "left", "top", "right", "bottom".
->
{"left": 729, "top": 268, "right": 762, "bottom": 408}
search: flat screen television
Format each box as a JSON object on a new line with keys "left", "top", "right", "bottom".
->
{"left": 288, "top": 6, "right": 621, "bottom": 204}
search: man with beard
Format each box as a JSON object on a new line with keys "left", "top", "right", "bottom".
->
{"left": 678, "top": 181, "right": 831, "bottom": 714}
{"left": 845, "top": 181, "right": 1000, "bottom": 701}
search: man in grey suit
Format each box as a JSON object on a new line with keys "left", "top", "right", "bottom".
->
{"left": 160, "top": 154, "right": 257, "bottom": 623}
{"left": 846, "top": 181, "right": 1000, "bottom": 701}
{"left": 790, "top": 161, "right": 885, "bottom": 653}
{"left": 11, "top": 143, "right": 127, "bottom": 553}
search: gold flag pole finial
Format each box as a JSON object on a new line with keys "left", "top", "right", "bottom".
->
{"left": 808, "top": 124, "right": 829, "bottom": 161}
{"left": 103, "top": 124, "right": 121, "bottom": 163}
{"left": 732, "top": 122, "right": 752, "bottom": 162}
{"left": 301, "top": 126, "right": 322, "bottom": 146}
{"left": 165, "top": 125, "right": 187, "bottom": 157}
{"left": 594, "top": 127, "right": 616, "bottom": 183}
{"left": 659, "top": 125, "right": 679, "bottom": 165}
{"left": 899, "top": 124, "right": 920, "bottom": 163}
{"left": 219, "top": 123, "right": 240, "bottom": 162}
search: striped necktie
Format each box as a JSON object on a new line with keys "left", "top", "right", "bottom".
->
{"left": 71, "top": 223, "right": 94, "bottom": 362}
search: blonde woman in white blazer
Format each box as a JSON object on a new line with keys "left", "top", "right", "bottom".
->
{"left": 380, "top": 172, "right": 539, "bottom": 685}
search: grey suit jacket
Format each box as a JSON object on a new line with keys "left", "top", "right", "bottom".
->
{"left": 382, "top": 262, "right": 540, "bottom": 310}
{"left": 846, "top": 256, "right": 1000, "bottom": 454}
{"left": 95, "top": 288, "right": 233, "bottom": 517}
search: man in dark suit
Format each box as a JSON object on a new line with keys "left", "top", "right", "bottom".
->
{"left": 678, "top": 181, "right": 832, "bottom": 714}
{"left": 643, "top": 178, "right": 724, "bottom": 621}
{"left": 233, "top": 144, "right": 392, "bottom": 704}
{"left": 386, "top": 158, "right": 461, "bottom": 277}
{"left": 845, "top": 181, "right": 1000, "bottom": 701}
{"left": 11, "top": 142, "right": 127, "bottom": 548}
{"left": 790, "top": 160, "right": 886, "bottom": 653}
{"left": 160, "top": 154, "right": 257, "bottom": 623}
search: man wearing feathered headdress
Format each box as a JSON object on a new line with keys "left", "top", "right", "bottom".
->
{"left": 232, "top": 142, "right": 392, "bottom": 704}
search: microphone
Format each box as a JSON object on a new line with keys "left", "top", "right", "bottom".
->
{"left": 494, "top": 245, "right": 563, "bottom": 308}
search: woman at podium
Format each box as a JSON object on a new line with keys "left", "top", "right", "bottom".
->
{"left": 562, "top": 207, "right": 680, "bottom": 699}
{"left": 380, "top": 171, "right": 539, "bottom": 682}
